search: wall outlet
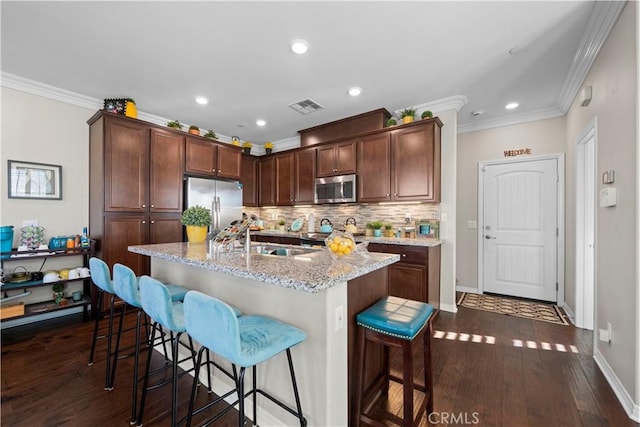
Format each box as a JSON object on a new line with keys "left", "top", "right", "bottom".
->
{"left": 467, "top": 220, "right": 477, "bottom": 229}
{"left": 404, "top": 213, "right": 412, "bottom": 223}
{"left": 334, "top": 305, "right": 344, "bottom": 332}
{"left": 598, "top": 322, "right": 612, "bottom": 343}
{"left": 22, "top": 220, "right": 38, "bottom": 227}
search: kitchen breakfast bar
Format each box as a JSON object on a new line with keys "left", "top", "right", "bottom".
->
{"left": 128, "top": 241, "right": 399, "bottom": 426}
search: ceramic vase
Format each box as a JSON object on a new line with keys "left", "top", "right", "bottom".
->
{"left": 186, "top": 226, "right": 207, "bottom": 244}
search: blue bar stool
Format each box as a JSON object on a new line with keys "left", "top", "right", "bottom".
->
{"left": 87, "top": 257, "right": 118, "bottom": 390}
{"left": 353, "top": 296, "right": 435, "bottom": 427}
{"left": 183, "top": 290, "right": 307, "bottom": 427}
{"left": 111, "top": 263, "right": 190, "bottom": 425}
{"left": 137, "top": 275, "right": 199, "bottom": 427}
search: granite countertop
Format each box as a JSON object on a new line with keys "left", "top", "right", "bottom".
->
{"left": 128, "top": 242, "right": 399, "bottom": 294}
{"left": 254, "top": 230, "right": 442, "bottom": 247}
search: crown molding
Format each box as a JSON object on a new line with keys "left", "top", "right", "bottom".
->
{"left": 457, "top": 106, "right": 564, "bottom": 134}
{"left": 393, "top": 95, "right": 468, "bottom": 117}
{"left": 556, "top": 1, "right": 626, "bottom": 113}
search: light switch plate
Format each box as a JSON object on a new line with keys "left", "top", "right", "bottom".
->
{"left": 22, "top": 220, "right": 38, "bottom": 227}
{"left": 467, "top": 220, "right": 477, "bottom": 229}
{"left": 599, "top": 187, "right": 617, "bottom": 207}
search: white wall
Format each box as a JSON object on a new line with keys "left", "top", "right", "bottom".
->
{"left": 456, "top": 117, "right": 566, "bottom": 292}
{"left": 565, "top": 1, "right": 638, "bottom": 417}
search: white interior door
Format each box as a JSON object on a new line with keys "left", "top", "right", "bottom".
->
{"left": 482, "top": 158, "right": 558, "bottom": 302}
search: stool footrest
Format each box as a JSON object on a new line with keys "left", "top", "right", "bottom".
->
{"left": 389, "top": 374, "right": 426, "bottom": 392}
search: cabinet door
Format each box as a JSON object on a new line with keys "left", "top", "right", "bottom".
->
{"left": 103, "top": 214, "right": 149, "bottom": 276}
{"left": 185, "top": 137, "right": 216, "bottom": 176}
{"left": 217, "top": 144, "right": 242, "bottom": 179}
{"left": 258, "top": 157, "right": 275, "bottom": 206}
{"left": 240, "top": 154, "right": 258, "bottom": 207}
{"left": 149, "top": 215, "right": 183, "bottom": 244}
{"left": 392, "top": 123, "right": 438, "bottom": 201}
{"left": 316, "top": 145, "right": 337, "bottom": 177}
{"left": 275, "top": 152, "right": 295, "bottom": 206}
{"left": 388, "top": 263, "right": 427, "bottom": 302}
{"left": 104, "top": 118, "right": 148, "bottom": 212}
{"left": 295, "top": 148, "right": 316, "bottom": 204}
{"left": 149, "top": 129, "right": 184, "bottom": 213}
{"left": 335, "top": 141, "right": 356, "bottom": 174}
{"left": 357, "top": 133, "right": 391, "bottom": 202}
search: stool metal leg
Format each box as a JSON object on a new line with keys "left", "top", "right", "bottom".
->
{"left": 171, "top": 332, "right": 183, "bottom": 427}
{"left": 109, "top": 302, "right": 128, "bottom": 389}
{"left": 136, "top": 323, "right": 157, "bottom": 427}
{"left": 285, "top": 349, "right": 306, "bottom": 427}
{"left": 104, "top": 293, "right": 116, "bottom": 391}
{"left": 237, "top": 367, "right": 246, "bottom": 427}
{"left": 130, "top": 308, "right": 143, "bottom": 425}
{"left": 252, "top": 365, "right": 257, "bottom": 426}
{"left": 88, "top": 289, "right": 104, "bottom": 366}
{"left": 186, "top": 347, "right": 206, "bottom": 427}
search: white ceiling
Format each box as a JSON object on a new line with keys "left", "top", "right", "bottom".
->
{"left": 1, "top": 1, "right": 609, "bottom": 144}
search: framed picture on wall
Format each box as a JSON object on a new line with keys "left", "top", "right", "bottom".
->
{"left": 8, "top": 160, "right": 62, "bottom": 200}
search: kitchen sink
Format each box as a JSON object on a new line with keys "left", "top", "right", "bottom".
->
{"left": 252, "top": 245, "right": 319, "bottom": 257}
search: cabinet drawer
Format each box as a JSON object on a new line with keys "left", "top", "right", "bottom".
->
{"left": 368, "top": 243, "right": 427, "bottom": 265}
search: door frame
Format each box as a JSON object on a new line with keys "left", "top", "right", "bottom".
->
{"left": 477, "top": 153, "right": 565, "bottom": 304}
{"left": 574, "top": 117, "right": 598, "bottom": 330}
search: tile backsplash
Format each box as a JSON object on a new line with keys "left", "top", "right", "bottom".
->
{"left": 244, "top": 204, "right": 439, "bottom": 232}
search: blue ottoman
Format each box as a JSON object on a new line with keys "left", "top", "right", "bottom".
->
{"left": 353, "top": 296, "right": 435, "bottom": 427}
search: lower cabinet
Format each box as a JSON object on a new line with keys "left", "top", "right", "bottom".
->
{"left": 368, "top": 243, "right": 441, "bottom": 309}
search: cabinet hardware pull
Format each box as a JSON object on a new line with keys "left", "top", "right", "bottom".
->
{"left": 142, "top": 204, "right": 146, "bottom": 208}
{"left": 386, "top": 194, "right": 389, "bottom": 197}
{"left": 142, "top": 220, "right": 146, "bottom": 224}
{"left": 151, "top": 204, "right": 154, "bottom": 208}
{"left": 402, "top": 254, "right": 406, "bottom": 257}
{"left": 151, "top": 221, "right": 155, "bottom": 224}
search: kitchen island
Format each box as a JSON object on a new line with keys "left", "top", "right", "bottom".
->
{"left": 129, "top": 241, "right": 399, "bottom": 426}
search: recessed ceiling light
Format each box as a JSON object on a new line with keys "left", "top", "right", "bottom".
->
{"left": 256, "top": 119, "right": 266, "bottom": 127}
{"left": 348, "top": 87, "right": 362, "bottom": 96}
{"left": 195, "top": 96, "right": 208, "bottom": 105}
{"left": 290, "top": 39, "right": 309, "bottom": 54}
{"left": 471, "top": 110, "right": 484, "bottom": 116}
{"left": 505, "top": 102, "right": 519, "bottom": 110}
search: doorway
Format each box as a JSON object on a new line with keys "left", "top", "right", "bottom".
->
{"left": 478, "top": 154, "right": 565, "bottom": 303}
{"left": 575, "top": 118, "right": 597, "bottom": 330}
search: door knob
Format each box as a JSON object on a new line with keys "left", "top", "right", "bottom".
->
{"left": 485, "top": 235, "right": 496, "bottom": 239}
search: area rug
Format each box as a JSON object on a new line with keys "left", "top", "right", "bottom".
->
{"left": 457, "top": 292, "right": 570, "bottom": 326}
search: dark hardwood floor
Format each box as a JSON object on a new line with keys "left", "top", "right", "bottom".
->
{"left": 2, "top": 302, "right": 636, "bottom": 427}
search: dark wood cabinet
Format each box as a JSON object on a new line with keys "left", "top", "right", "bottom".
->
{"left": 357, "top": 119, "right": 441, "bottom": 203}
{"left": 316, "top": 140, "right": 356, "bottom": 177}
{"left": 89, "top": 111, "right": 186, "bottom": 280}
{"left": 368, "top": 243, "right": 441, "bottom": 309}
{"left": 295, "top": 148, "right": 316, "bottom": 204}
{"left": 240, "top": 154, "right": 258, "bottom": 207}
{"left": 275, "top": 152, "right": 295, "bottom": 206}
{"left": 185, "top": 137, "right": 241, "bottom": 180}
{"left": 258, "top": 156, "right": 276, "bottom": 206}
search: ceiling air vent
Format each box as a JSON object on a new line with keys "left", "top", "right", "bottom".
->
{"left": 288, "top": 98, "right": 324, "bottom": 115}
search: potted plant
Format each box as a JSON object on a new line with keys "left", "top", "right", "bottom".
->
{"left": 124, "top": 98, "right": 137, "bottom": 119}
{"left": 181, "top": 205, "right": 212, "bottom": 243}
{"left": 399, "top": 108, "right": 416, "bottom": 124}
{"left": 264, "top": 142, "right": 274, "bottom": 155}
{"left": 242, "top": 141, "right": 252, "bottom": 155}
{"left": 188, "top": 125, "right": 200, "bottom": 135}
{"left": 52, "top": 283, "right": 66, "bottom": 305}
{"left": 278, "top": 219, "right": 286, "bottom": 232}
{"left": 167, "top": 120, "right": 183, "bottom": 130}
{"left": 365, "top": 222, "right": 374, "bottom": 237}
{"left": 421, "top": 110, "right": 433, "bottom": 119}
{"left": 386, "top": 118, "right": 397, "bottom": 127}
{"left": 384, "top": 223, "right": 394, "bottom": 237}
{"left": 203, "top": 130, "right": 217, "bottom": 139}
{"left": 370, "top": 220, "right": 384, "bottom": 237}
{"left": 231, "top": 136, "right": 241, "bottom": 146}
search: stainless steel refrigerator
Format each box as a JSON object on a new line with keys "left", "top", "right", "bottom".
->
{"left": 185, "top": 177, "right": 243, "bottom": 236}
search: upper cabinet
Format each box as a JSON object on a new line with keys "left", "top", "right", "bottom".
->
{"left": 295, "top": 148, "right": 316, "bottom": 204}
{"left": 185, "top": 137, "right": 241, "bottom": 180}
{"left": 149, "top": 129, "right": 185, "bottom": 212}
{"left": 357, "top": 119, "right": 441, "bottom": 203}
{"left": 316, "top": 140, "right": 357, "bottom": 177}
{"left": 258, "top": 156, "right": 276, "bottom": 206}
{"left": 275, "top": 152, "right": 295, "bottom": 206}
{"left": 240, "top": 154, "right": 258, "bottom": 207}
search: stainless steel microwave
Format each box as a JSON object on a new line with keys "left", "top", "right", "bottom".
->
{"left": 314, "top": 174, "right": 356, "bottom": 204}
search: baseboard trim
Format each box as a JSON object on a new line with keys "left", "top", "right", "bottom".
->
{"left": 440, "top": 302, "right": 458, "bottom": 313}
{"left": 593, "top": 348, "right": 640, "bottom": 422}
{"left": 456, "top": 286, "right": 480, "bottom": 294}
{"left": 561, "top": 303, "right": 576, "bottom": 325}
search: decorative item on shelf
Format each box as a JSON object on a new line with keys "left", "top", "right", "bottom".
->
{"left": 181, "top": 205, "right": 212, "bottom": 244}
{"left": 399, "top": 108, "right": 416, "bottom": 124}
{"left": 52, "top": 283, "right": 67, "bottom": 306}
{"left": 278, "top": 219, "right": 286, "bottom": 232}
{"left": 20, "top": 225, "right": 45, "bottom": 249}
{"left": 188, "top": 125, "right": 200, "bottom": 135}
{"left": 103, "top": 98, "right": 126, "bottom": 114}
{"left": 167, "top": 120, "right": 183, "bottom": 130}
{"left": 384, "top": 223, "right": 394, "bottom": 237}
{"left": 365, "top": 222, "right": 374, "bottom": 237}
{"left": 344, "top": 217, "right": 357, "bottom": 234}
{"left": 386, "top": 117, "right": 397, "bottom": 127}
{"left": 203, "top": 130, "right": 217, "bottom": 140}
{"left": 319, "top": 218, "right": 333, "bottom": 233}
{"left": 264, "top": 142, "right": 274, "bottom": 155}
{"left": 242, "top": 141, "right": 252, "bottom": 155}
{"left": 124, "top": 98, "right": 137, "bottom": 118}
{"left": 421, "top": 110, "right": 433, "bottom": 119}
{"left": 370, "top": 220, "right": 384, "bottom": 237}
{"left": 325, "top": 231, "right": 356, "bottom": 259}
{"left": 231, "top": 136, "right": 241, "bottom": 146}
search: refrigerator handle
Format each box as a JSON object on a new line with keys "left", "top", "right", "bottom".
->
{"left": 211, "top": 199, "right": 217, "bottom": 232}
{"left": 215, "top": 196, "right": 221, "bottom": 231}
